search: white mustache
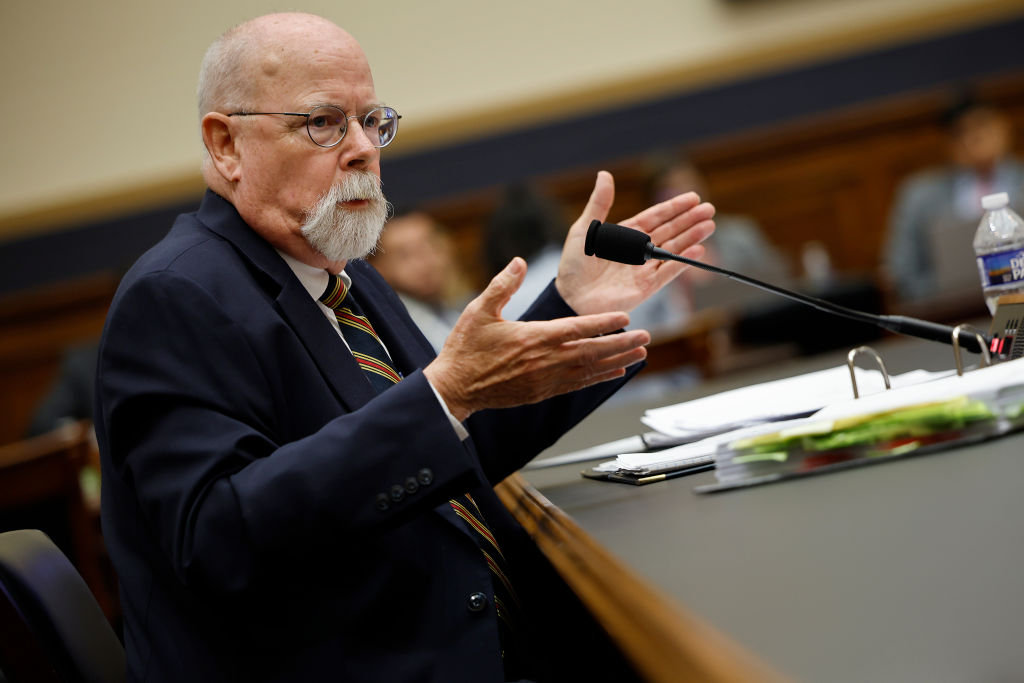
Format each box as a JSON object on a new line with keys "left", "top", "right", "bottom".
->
{"left": 332, "top": 172, "right": 384, "bottom": 203}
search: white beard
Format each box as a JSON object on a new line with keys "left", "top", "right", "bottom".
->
{"left": 301, "top": 171, "right": 390, "bottom": 262}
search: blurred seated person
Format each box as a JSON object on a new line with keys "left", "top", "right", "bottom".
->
{"left": 368, "top": 210, "right": 466, "bottom": 352}
{"left": 482, "top": 184, "right": 566, "bottom": 322}
{"left": 883, "top": 95, "right": 1024, "bottom": 302}
{"left": 647, "top": 156, "right": 789, "bottom": 314}
{"left": 27, "top": 341, "right": 99, "bottom": 437}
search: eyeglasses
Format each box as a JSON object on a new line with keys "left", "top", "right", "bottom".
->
{"left": 227, "top": 105, "right": 400, "bottom": 148}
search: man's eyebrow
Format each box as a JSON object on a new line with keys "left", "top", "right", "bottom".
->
{"left": 307, "top": 101, "right": 390, "bottom": 113}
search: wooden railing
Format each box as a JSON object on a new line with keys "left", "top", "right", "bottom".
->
{"left": 495, "top": 473, "right": 788, "bottom": 682}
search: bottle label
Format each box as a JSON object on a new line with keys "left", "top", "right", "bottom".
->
{"left": 976, "top": 248, "right": 1024, "bottom": 288}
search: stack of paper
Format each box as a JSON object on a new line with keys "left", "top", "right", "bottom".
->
{"left": 701, "top": 357, "right": 1024, "bottom": 492}
{"left": 591, "top": 366, "right": 944, "bottom": 478}
{"left": 640, "top": 366, "right": 944, "bottom": 440}
{"left": 591, "top": 359, "right": 1024, "bottom": 489}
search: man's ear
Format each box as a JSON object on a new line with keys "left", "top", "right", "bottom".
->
{"left": 201, "top": 113, "right": 242, "bottom": 183}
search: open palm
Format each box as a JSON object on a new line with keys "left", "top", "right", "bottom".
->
{"left": 556, "top": 171, "right": 716, "bottom": 316}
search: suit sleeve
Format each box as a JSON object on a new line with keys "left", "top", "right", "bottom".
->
{"left": 98, "top": 271, "right": 481, "bottom": 596}
{"left": 464, "top": 280, "right": 643, "bottom": 483}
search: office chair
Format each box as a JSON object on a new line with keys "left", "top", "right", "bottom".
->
{"left": 0, "top": 529, "right": 125, "bottom": 683}
{"left": 0, "top": 421, "right": 117, "bottom": 620}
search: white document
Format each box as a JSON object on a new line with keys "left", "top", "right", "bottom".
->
{"left": 813, "top": 356, "right": 1024, "bottom": 422}
{"left": 640, "top": 366, "right": 946, "bottom": 439}
{"left": 611, "top": 357, "right": 1024, "bottom": 475}
{"left": 600, "top": 416, "right": 821, "bottom": 473}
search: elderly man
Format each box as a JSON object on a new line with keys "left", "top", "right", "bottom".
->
{"left": 96, "top": 12, "right": 714, "bottom": 683}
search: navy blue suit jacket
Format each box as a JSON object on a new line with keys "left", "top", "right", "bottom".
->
{"left": 96, "top": 191, "right": 639, "bottom": 682}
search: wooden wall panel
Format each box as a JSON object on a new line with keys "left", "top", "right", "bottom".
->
{"left": 427, "top": 74, "right": 1024, "bottom": 292}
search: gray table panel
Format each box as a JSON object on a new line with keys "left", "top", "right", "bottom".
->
{"left": 523, "top": 337, "right": 1024, "bottom": 683}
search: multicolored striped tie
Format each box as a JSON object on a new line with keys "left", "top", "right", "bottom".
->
{"left": 449, "top": 493, "right": 526, "bottom": 670}
{"left": 319, "top": 273, "right": 403, "bottom": 393}
{"left": 318, "top": 273, "right": 528, "bottom": 675}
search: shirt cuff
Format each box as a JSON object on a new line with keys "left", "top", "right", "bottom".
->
{"left": 426, "top": 377, "right": 470, "bottom": 441}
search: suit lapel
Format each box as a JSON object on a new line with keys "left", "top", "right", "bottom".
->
{"left": 275, "top": 278, "right": 378, "bottom": 411}
{"left": 197, "top": 191, "right": 376, "bottom": 412}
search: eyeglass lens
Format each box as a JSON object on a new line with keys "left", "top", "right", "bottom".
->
{"left": 306, "top": 106, "right": 399, "bottom": 148}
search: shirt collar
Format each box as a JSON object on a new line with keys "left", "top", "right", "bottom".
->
{"left": 276, "top": 251, "right": 351, "bottom": 301}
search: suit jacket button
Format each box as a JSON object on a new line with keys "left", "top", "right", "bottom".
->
{"left": 404, "top": 477, "right": 419, "bottom": 494}
{"left": 375, "top": 493, "right": 390, "bottom": 512}
{"left": 389, "top": 484, "right": 405, "bottom": 502}
{"left": 417, "top": 468, "right": 434, "bottom": 486}
{"left": 467, "top": 592, "right": 488, "bottom": 612}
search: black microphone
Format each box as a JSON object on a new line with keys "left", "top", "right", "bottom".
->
{"left": 585, "top": 219, "right": 990, "bottom": 354}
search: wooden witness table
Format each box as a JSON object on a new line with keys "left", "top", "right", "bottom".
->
{"left": 498, "top": 336, "right": 1024, "bottom": 683}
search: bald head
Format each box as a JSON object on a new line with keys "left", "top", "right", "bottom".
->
{"left": 198, "top": 13, "right": 369, "bottom": 119}
{"left": 196, "top": 12, "right": 386, "bottom": 271}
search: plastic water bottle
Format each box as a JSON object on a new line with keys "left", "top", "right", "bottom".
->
{"left": 973, "top": 192, "right": 1024, "bottom": 314}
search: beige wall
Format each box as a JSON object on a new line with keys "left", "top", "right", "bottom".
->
{"left": 0, "top": 0, "right": 1019, "bottom": 239}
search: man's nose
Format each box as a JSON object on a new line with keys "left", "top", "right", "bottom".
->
{"left": 339, "top": 122, "right": 379, "bottom": 169}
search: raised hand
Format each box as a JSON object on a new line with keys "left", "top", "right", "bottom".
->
{"left": 423, "top": 257, "right": 650, "bottom": 421}
{"left": 556, "top": 170, "right": 716, "bottom": 316}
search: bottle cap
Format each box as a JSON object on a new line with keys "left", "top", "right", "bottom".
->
{"left": 981, "top": 192, "right": 1009, "bottom": 210}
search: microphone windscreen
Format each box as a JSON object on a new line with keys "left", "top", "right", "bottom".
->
{"left": 585, "top": 220, "right": 650, "bottom": 265}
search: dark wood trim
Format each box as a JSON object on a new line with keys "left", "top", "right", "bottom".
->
{"left": 495, "top": 473, "right": 788, "bottom": 682}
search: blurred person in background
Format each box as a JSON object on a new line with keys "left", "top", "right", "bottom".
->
{"left": 26, "top": 342, "right": 99, "bottom": 437}
{"left": 647, "top": 156, "right": 788, "bottom": 283}
{"left": 369, "top": 210, "right": 468, "bottom": 352}
{"left": 883, "top": 94, "right": 1024, "bottom": 302}
{"left": 645, "top": 156, "right": 789, "bottom": 318}
{"left": 481, "top": 184, "right": 566, "bottom": 322}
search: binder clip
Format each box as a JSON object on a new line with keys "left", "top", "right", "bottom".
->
{"left": 846, "top": 345, "right": 890, "bottom": 399}
{"left": 952, "top": 324, "right": 991, "bottom": 377}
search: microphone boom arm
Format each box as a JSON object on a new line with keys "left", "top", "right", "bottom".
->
{"left": 584, "top": 219, "right": 988, "bottom": 354}
{"left": 647, "top": 244, "right": 986, "bottom": 353}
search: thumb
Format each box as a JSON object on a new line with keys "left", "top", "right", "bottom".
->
{"left": 581, "top": 170, "right": 615, "bottom": 226}
{"left": 476, "top": 257, "right": 526, "bottom": 318}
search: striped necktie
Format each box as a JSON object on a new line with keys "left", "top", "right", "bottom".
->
{"left": 318, "top": 273, "right": 528, "bottom": 673}
{"left": 319, "top": 273, "right": 403, "bottom": 393}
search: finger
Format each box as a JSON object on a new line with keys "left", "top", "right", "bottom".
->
{"left": 581, "top": 345, "right": 649, "bottom": 374}
{"left": 622, "top": 191, "right": 702, "bottom": 234}
{"left": 560, "top": 328, "right": 651, "bottom": 361}
{"left": 579, "top": 170, "right": 615, "bottom": 227}
{"left": 474, "top": 257, "right": 527, "bottom": 318}
{"left": 643, "top": 240, "right": 712, "bottom": 292}
{"left": 648, "top": 203, "right": 716, "bottom": 247}
{"left": 677, "top": 243, "right": 708, "bottom": 265}
{"left": 657, "top": 216, "right": 716, "bottom": 256}
{"left": 535, "top": 312, "right": 636, "bottom": 346}
{"left": 553, "top": 366, "right": 633, "bottom": 395}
